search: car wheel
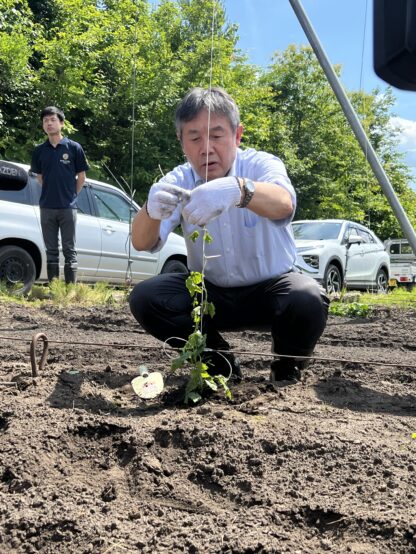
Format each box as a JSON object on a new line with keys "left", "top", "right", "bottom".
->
{"left": 0, "top": 245, "right": 36, "bottom": 294}
{"left": 375, "top": 268, "right": 388, "bottom": 293}
{"left": 161, "top": 259, "right": 188, "bottom": 274}
{"left": 324, "top": 263, "right": 342, "bottom": 293}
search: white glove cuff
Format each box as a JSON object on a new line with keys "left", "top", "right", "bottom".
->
{"left": 217, "top": 176, "right": 242, "bottom": 208}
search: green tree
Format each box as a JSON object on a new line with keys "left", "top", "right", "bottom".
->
{"left": 0, "top": 0, "right": 39, "bottom": 160}
{"left": 261, "top": 46, "right": 416, "bottom": 239}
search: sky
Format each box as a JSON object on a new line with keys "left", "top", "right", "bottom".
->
{"left": 221, "top": 0, "right": 416, "bottom": 182}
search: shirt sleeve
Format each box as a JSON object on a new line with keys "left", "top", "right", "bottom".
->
{"left": 74, "top": 143, "right": 89, "bottom": 173}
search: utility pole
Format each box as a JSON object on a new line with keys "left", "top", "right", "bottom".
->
{"left": 289, "top": 0, "right": 416, "bottom": 255}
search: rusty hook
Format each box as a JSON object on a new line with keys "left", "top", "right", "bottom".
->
{"left": 30, "top": 333, "right": 49, "bottom": 377}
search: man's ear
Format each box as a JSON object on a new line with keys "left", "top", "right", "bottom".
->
{"left": 235, "top": 124, "right": 244, "bottom": 146}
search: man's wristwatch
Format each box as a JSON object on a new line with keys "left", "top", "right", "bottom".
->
{"left": 237, "top": 178, "right": 255, "bottom": 208}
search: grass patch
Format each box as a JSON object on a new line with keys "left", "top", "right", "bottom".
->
{"left": 360, "top": 286, "right": 416, "bottom": 308}
{"left": 1, "top": 280, "right": 416, "bottom": 316}
{"left": 0, "top": 280, "right": 129, "bottom": 307}
{"left": 329, "top": 286, "right": 416, "bottom": 318}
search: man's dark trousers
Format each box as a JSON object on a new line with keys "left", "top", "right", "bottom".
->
{"left": 129, "top": 271, "right": 329, "bottom": 359}
{"left": 40, "top": 208, "right": 77, "bottom": 283}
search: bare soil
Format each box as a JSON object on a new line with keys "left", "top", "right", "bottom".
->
{"left": 0, "top": 300, "right": 416, "bottom": 554}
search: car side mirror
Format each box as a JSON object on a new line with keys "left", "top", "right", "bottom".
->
{"left": 0, "top": 161, "right": 28, "bottom": 191}
{"left": 347, "top": 235, "right": 363, "bottom": 245}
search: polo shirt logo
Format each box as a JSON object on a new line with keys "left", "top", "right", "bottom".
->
{"left": 60, "top": 153, "right": 70, "bottom": 164}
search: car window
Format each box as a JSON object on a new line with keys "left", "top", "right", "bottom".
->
{"left": 77, "top": 187, "right": 93, "bottom": 215}
{"left": 30, "top": 176, "right": 41, "bottom": 204}
{"left": 92, "top": 187, "right": 136, "bottom": 222}
{"left": 292, "top": 222, "right": 342, "bottom": 240}
{"left": 357, "top": 229, "right": 374, "bottom": 243}
{"left": 0, "top": 183, "right": 32, "bottom": 204}
{"left": 345, "top": 226, "right": 360, "bottom": 240}
{"left": 389, "top": 243, "right": 400, "bottom": 254}
{"left": 401, "top": 242, "right": 413, "bottom": 255}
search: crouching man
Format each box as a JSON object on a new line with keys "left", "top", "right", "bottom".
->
{"left": 129, "top": 87, "right": 329, "bottom": 383}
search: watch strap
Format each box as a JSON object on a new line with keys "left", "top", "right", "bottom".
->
{"left": 237, "top": 178, "right": 255, "bottom": 208}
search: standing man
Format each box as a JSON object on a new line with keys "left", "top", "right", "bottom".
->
{"left": 31, "top": 106, "right": 89, "bottom": 284}
{"left": 129, "top": 87, "right": 329, "bottom": 384}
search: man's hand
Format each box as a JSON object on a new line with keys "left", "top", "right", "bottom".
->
{"left": 182, "top": 176, "right": 241, "bottom": 226}
{"left": 147, "top": 181, "right": 190, "bottom": 220}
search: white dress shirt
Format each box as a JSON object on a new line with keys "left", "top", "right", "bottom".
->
{"left": 152, "top": 147, "right": 297, "bottom": 287}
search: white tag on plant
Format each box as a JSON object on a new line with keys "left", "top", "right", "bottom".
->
{"left": 131, "top": 365, "right": 164, "bottom": 399}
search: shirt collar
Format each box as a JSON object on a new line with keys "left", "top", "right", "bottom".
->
{"left": 46, "top": 136, "right": 68, "bottom": 147}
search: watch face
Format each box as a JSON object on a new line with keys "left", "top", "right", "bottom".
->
{"left": 238, "top": 178, "right": 255, "bottom": 208}
{"left": 245, "top": 179, "right": 255, "bottom": 193}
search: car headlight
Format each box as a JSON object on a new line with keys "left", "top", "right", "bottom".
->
{"left": 302, "top": 254, "right": 319, "bottom": 269}
{"left": 296, "top": 244, "right": 326, "bottom": 253}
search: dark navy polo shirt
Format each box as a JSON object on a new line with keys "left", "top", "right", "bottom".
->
{"left": 30, "top": 137, "right": 89, "bottom": 209}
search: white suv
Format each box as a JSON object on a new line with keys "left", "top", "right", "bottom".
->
{"left": 292, "top": 219, "right": 390, "bottom": 293}
{"left": 0, "top": 160, "right": 187, "bottom": 293}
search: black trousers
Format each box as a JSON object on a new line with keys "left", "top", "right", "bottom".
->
{"left": 129, "top": 271, "right": 330, "bottom": 361}
{"left": 40, "top": 208, "right": 77, "bottom": 267}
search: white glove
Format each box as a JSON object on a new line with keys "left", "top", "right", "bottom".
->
{"left": 147, "top": 181, "right": 190, "bottom": 220}
{"left": 182, "top": 176, "right": 241, "bottom": 226}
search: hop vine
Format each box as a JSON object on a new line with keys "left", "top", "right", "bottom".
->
{"left": 171, "top": 230, "right": 231, "bottom": 404}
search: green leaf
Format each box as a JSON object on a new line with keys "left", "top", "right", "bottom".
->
{"left": 215, "top": 375, "right": 232, "bottom": 399}
{"left": 204, "top": 377, "right": 218, "bottom": 391}
{"left": 171, "top": 350, "right": 193, "bottom": 370}
{"left": 203, "top": 231, "right": 213, "bottom": 243}
{"left": 203, "top": 300, "right": 215, "bottom": 318}
{"left": 186, "top": 391, "right": 202, "bottom": 404}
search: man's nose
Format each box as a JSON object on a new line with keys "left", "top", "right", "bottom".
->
{"left": 201, "top": 138, "right": 215, "bottom": 155}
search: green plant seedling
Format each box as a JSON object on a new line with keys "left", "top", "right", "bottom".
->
{"left": 171, "top": 230, "right": 232, "bottom": 404}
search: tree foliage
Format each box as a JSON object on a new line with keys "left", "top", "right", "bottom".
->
{"left": 0, "top": 1, "right": 414, "bottom": 239}
{"left": 260, "top": 46, "right": 416, "bottom": 237}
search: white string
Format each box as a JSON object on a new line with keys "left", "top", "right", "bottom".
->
{"left": 162, "top": 337, "right": 233, "bottom": 380}
{"left": 125, "top": 3, "right": 140, "bottom": 285}
{"left": 160, "top": 2, "right": 219, "bottom": 370}
{"left": 358, "top": 0, "right": 371, "bottom": 229}
{"left": 199, "top": 0, "right": 218, "bottom": 335}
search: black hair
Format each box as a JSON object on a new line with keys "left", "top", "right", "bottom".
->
{"left": 41, "top": 106, "right": 65, "bottom": 122}
{"left": 175, "top": 87, "right": 240, "bottom": 137}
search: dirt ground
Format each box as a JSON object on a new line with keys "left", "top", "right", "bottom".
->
{"left": 0, "top": 299, "right": 416, "bottom": 554}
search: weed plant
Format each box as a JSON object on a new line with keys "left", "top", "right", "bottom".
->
{"left": 329, "top": 301, "right": 371, "bottom": 317}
